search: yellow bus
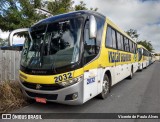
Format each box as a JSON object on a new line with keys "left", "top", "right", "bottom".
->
{"left": 137, "top": 44, "right": 150, "bottom": 70}
{"left": 9, "top": 11, "right": 138, "bottom": 105}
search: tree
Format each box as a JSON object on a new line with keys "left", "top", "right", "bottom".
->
{"left": 75, "top": 1, "right": 87, "bottom": 10}
{"left": 75, "top": 1, "right": 98, "bottom": 11}
{"left": 126, "top": 29, "right": 139, "bottom": 40}
{"left": 137, "top": 40, "right": 154, "bottom": 52}
{"left": 47, "top": 0, "right": 74, "bottom": 15}
{"left": 0, "top": 0, "right": 97, "bottom": 32}
{"left": 0, "top": 38, "right": 4, "bottom": 46}
{"left": 155, "top": 53, "right": 160, "bottom": 56}
{"left": 0, "top": 0, "right": 47, "bottom": 31}
{"left": 90, "top": 7, "right": 98, "bottom": 11}
{"left": 126, "top": 29, "right": 154, "bottom": 52}
{"left": 0, "top": 38, "right": 7, "bottom": 46}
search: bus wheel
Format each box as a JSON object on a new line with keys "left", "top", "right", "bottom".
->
{"left": 141, "top": 64, "right": 143, "bottom": 71}
{"left": 98, "top": 75, "right": 110, "bottom": 99}
{"left": 140, "top": 65, "right": 143, "bottom": 71}
{"left": 128, "top": 67, "right": 133, "bottom": 79}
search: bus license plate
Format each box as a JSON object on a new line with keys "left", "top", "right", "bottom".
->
{"left": 35, "top": 97, "right": 46, "bottom": 104}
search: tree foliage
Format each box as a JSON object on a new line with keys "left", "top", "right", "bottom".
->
{"left": 75, "top": 1, "right": 87, "bottom": 10}
{"left": 126, "top": 29, "right": 139, "bottom": 39}
{"left": 126, "top": 29, "right": 154, "bottom": 52}
{"left": 0, "top": 0, "right": 47, "bottom": 31}
{"left": 155, "top": 53, "right": 160, "bottom": 56}
{"left": 0, "top": 0, "right": 98, "bottom": 32}
{"left": 0, "top": 38, "right": 7, "bottom": 46}
{"left": 0, "top": 38, "right": 4, "bottom": 46}
{"left": 137, "top": 40, "right": 154, "bottom": 52}
{"left": 75, "top": 1, "right": 98, "bottom": 11}
{"left": 47, "top": 0, "right": 74, "bottom": 15}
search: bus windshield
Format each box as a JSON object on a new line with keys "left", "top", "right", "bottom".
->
{"left": 21, "top": 17, "right": 83, "bottom": 70}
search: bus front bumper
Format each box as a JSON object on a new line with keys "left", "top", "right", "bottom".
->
{"left": 18, "top": 79, "right": 84, "bottom": 105}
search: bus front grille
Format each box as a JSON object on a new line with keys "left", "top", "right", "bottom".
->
{"left": 22, "top": 82, "right": 63, "bottom": 91}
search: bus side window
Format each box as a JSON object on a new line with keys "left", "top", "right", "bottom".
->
{"left": 132, "top": 42, "right": 134, "bottom": 53}
{"left": 135, "top": 44, "right": 137, "bottom": 54}
{"left": 128, "top": 40, "right": 130, "bottom": 52}
{"left": 121, "top": 35, "right": 124, "bottom": 50}
{"left": 106, "top": 27, "right": 112, "bottom": 48}
{"left": 144, "top": 49, "right": 146, "bottom": 56}
{"left": 112, "top": 29, "right": 117, "bottom": 49}
{"left": 106, "top": 26, "right": 117, "bottom": 49}
{"left": 84, "top": 20, "right": 97, "bottom": 64}
{"left": 129, "top": 39, "right": 133, "bottom": 53}
{"left": 124, "top": 37, "right": 126, "bottom": 51}
{"left": 121, "top": 34, "right": 124, "bottom": 51}
{"left": 124, "top": 37, "right": 129, "bottom": 52}
{"left": 117, "top": 32, "right": 121, "bottom": 50}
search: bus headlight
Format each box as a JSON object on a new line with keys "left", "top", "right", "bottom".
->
{"left": 57, "top": 75, "right": 83, "bottom": 87}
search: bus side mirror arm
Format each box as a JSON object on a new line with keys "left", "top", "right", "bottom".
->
{"left": 8, "top": 28, "right": 29, "bottom": 46}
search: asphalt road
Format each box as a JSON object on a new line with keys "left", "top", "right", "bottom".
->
{"left": 3, "top": 61, "right": 160, "bottom": 122}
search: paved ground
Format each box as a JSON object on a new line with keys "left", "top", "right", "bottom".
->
{"left": 2, "top": 61, "right": 160, "bottom": 122}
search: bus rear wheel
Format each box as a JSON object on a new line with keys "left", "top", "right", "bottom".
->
{"left": 128, "top": 67, "right": 133, "bottom": 79}
{"left": 98, "top": 75, "right": 110, "bottom": 99}
{"left": 139, "top": 64, "right": 143, "bottom": 71}
{"left": 141, "top": 64, "right": 143, "bottom": 70}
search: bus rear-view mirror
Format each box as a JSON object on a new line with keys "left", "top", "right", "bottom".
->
{"left": 9, "top": 28, "right": 29, "bottom": 46}
{"left": 89, "top": 15, "right": 97, "bottom": 39}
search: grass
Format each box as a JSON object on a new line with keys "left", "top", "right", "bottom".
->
{"left": 0, "top": 81, "right": 28, "bottom": 113}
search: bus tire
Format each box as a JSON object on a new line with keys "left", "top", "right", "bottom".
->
{"left": 128, "top": 67, "right": 133, "bottom": 79}
{"left": 140, "top": 66, "right": 143, "bottom": 71}
{"left": 139, "top": 64, "right": 143, "bottom": 71}
{"left": 141, "top": 64, "right": 143, "bottom": 70}
{"left": 98, "top": 74, "right": 110, "bottom": 99}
